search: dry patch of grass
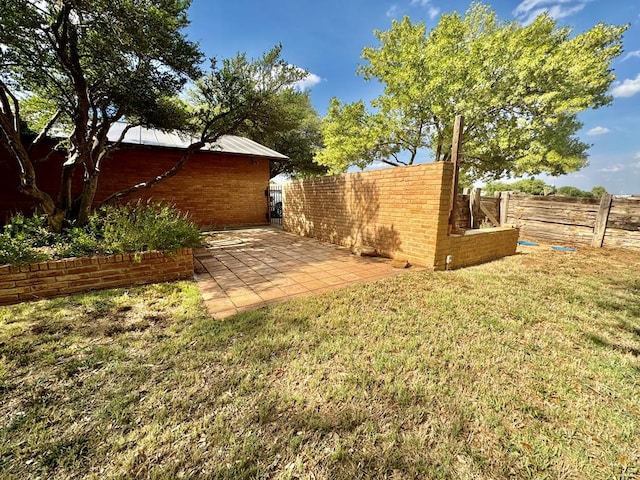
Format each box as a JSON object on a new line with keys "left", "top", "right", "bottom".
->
{"left": 1, "top": 247, "right": 639, "bottom": 479}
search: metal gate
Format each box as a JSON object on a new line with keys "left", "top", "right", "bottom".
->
{"left": 269, "top": 184, "right": 283, "bottom": 226}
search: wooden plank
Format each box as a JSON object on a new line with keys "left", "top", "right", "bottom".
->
{"left": 603, "top": 228, "right": 640, "bottom": 250}
{"left": 504, "top": 193, "right": 640, "bottom": 249}
{"left": 607, "top": 202, "right": 640, "bottom": 231}
{"left": 591, "top": 193, "right": 613, "bottom": 247}
{"left": 500, "top": 192, "right": 509, "bottom": 225}
{"left": 470, "top": 188, "right": 481, "bottom": 228}
{"left": 448, "top": 115, "right": 464, "bottom": 233}
{"left": 507, "top": 208, "right": 598, "bottom": 227}
{"left": 455, "top": 194, "right": 471, "bottom": 229}
{"left": 508, "top": 195, "right": 600, "bottom": 205}
{"left": 479, "top": 202, "right": 499, "bottom": 226}
{"left": 516, "top": 220, "right": 593, "bottom": 245}
{"left": 481, "top": 198, "right": 500, "bottom": 221}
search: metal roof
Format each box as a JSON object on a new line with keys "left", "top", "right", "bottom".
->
{"left": 107, "top": 123, "right": 288, "bottom": 160}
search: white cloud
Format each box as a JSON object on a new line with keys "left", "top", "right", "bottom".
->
{"left": 598, "top": 165, "right": 624, "bottom": 173}
{"left": 294, "top": 72, "right": 322, "bottom": 92}
{"left": 410, "top": 0, "right": 440, "bottom": 20}
{"left": 586, "top": 126, "right": 611, "bottom": 136}
{"left": 386, "top": 4, "right": 400, "bottom": 17}
{"left": 622, "top": 50, "right": 640, "bottom": 62}
{"left": 513, "top": 0, "right": 588, "bottom": 25}
{"left": 634, "top": 152, "right": 640, "bottom": 159}
{"left": 611, "top": 74, "right": 640, "bottom": 98}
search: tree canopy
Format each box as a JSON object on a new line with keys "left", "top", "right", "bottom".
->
{"left": 316, "top": 3, "right": 627, "bottom": 180}
{"left": 233, "top": 89, "right": 328, "bottom": 179}
{"left": 0, "top": 1, "right": 306, "bottom": 230}
{"left": 483, "top": 178, "right": 556, "bottom": 196}
{"left": 483, "top": 179, "right": 607, "bottom": 198}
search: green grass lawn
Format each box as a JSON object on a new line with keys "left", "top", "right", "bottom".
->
{"left": 1, "top": 246, "right": 639, "bottom": 479}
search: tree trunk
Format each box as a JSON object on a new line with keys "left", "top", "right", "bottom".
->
{"left": 1, "top": 126, "right": 67, "bottom": 232}
{"left": 76, "top": 173, "right": 100, "bottom": 226}
{"left": 59, "top": 163, "right": 76, "bottom": 212}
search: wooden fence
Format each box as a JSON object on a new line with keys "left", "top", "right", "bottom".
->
{"left": 503, "top": 194, "right": 640, "bottom": 249}
{"left": 458, "top": 190, "right": 640, "bottom": 249}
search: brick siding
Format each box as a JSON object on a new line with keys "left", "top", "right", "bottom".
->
{"left": 0, "top": 143, "right": 271, "bottom": 228}
{"left": 440, "top": 228, "right": 520, "bottom": 270}
{"left": 284, "top": 163, "right": 451, "bottom": 267}
{"left": 284, "top": 162, "right": 519, "bottom": 270}
{"left": 0, "top": 249, "right": 194, "bottom": 306}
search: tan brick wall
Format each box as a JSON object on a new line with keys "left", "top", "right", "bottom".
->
{"left": 440, "top": 228, "right": 520, "bottom": 270}
{"left": 0, "top": 249, "right": 194, "bottom": 306}
{"left": 95, "top": 148, "right": 271, "bottom": 228}
{"left": 284, "top": 161, "right": 519, "bottom": 270}
{"left": 0, "top": 143, "right": 271, "bottom": 228}
{"left": 284, "top": 162, "right": 452, "bottom": 267}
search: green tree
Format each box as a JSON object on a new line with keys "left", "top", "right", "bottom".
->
{"left": 0, "top": 0, "right": 202, "bottom": 230}
{"left": 484, "top": 178, "right": 555, "bottom": 196}
{"left": 105, "top": 46, "right": 306, "bottom": 203}
{"left": 317, "top": 3, "right": 627, "bottom": 181}
{"left": 591, "top": 186, "right": 607, "bottom": 198}
{"left": 0, "top": 1, "right": 305, "bottom": 230}
{"left": 556, "top": 186, "right": 592, "bottom": 197}
{"left": 236, "top": 90, "right": 328, "bottom": 179}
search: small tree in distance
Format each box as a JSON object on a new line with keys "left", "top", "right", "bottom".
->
{"left": 483, "top": 180, "right": 609, "bottom": 198}
{"left": 483, "top": 178, "right": 556, "bottom": 196}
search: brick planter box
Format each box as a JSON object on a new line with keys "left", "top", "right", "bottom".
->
{"left": 0, "top": 249, "right": 194, "bottom": 306}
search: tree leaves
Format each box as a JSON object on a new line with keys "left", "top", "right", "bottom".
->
{"left": 317, "top": 2, "right": 627, "bottom": 181}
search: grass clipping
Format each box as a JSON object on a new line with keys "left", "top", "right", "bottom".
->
{"left": 1, "top": 247, "right": 639, "bottom": 479}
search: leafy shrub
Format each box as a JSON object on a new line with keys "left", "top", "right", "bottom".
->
{"left": 1, "top": 202, "right": 200, "bottom": 265}
{"left": 0, "top": 213, "right": 54, "bottom": 265}
{"left": 97, "top": 202, "right": 201, "bottom": 254}
{"left": 2, "top": 213, "right": 57, "bottom": 247}
{"left": 0, "top": 234, "right": 49, "bottom": 266}
{"left": 56, "top": 227, "right": 102, "bottom": 258}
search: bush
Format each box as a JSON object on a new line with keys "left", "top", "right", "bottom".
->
{"left": 56, "top": 226, "right": 103, "bottom": 258}
{"left": 0, "top": 234, "right": 50, "bottom": 266}
{"left": 2, "top": 213, "right": 57, "bottom": 247}
{"left": 0, "top": 214, "right": 54, "bottom": 265}
{"left": 97, "top": 202, "right": 201, "bottom": 254}
{"left": 0, "top": 202, "right": 201, "bottom": 266}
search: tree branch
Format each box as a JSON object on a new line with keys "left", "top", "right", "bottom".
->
{"left": 99, "top": 141, "right": 204, "bottom": 207}
{"left": 103, "top": 121, "right": 136, "bottom": 154}
{"left": 28, "top": 109, "right": 63, "bottom": 153}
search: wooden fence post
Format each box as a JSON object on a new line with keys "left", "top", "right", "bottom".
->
{"left": 591, "top": 193, "right": 613, "bottom": 248}
{"left": 447, "top": 115, "right": 464, "bottom": 234}
{"left": 470, "top": 188, "right": 482, "bottom": 229}
{"left": 500, "top": 191, "right": 510, "bottom": 226}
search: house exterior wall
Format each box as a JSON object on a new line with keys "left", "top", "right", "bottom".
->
{"left": 284, "top": 162, "right": 519, "bottom": 270}
{"left": 0, "top": 144, "right": 271, "bottom": 228}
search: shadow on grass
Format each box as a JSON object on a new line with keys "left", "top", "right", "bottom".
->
{"left": 584, "top": 276, "right": 640, "bottom": 359}
{"left": 586, "top": 333, "right": 640, "bottom": 357}
{"left": 3, "top": 269, "right": 640, "bottom": 479}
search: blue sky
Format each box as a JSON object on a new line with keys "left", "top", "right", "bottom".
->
{"left": 186, "top": 0, "right": 640, "bottom": 194}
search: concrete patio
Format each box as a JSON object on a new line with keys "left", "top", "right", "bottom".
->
{"left": 194, "top": 227, "right": 423, "bottom": 318}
